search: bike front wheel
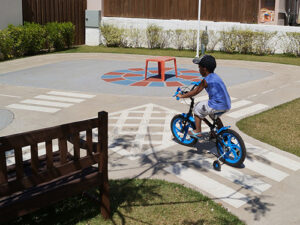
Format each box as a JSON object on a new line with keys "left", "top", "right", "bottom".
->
{"left": 216, "top": 129, "right": 246, "bottom": 167}
{"left": 171, "top": 114, "right": 197, "bottom": 147}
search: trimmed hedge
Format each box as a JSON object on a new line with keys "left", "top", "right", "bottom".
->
{"left": 100, "top": 24, "right": 300, "bottom": 56}
{"left": 0, "top": 22, "right": 75, "bottom": 61}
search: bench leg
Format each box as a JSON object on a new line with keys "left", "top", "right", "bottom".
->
{"left": 158, "top": 62, "right": 161, "bottom": 79}
{"left": 145, "top": 61, "right": 149, "bottom": 80}
{"left": 160, "top": 61, "right": 165, "bottom": 81}
{"left": 174, "top": 59, "right": 178, "bottom": 78}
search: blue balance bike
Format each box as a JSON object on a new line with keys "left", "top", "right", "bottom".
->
{"left": 171, "top": 83, "right": 246, "bottom": 171}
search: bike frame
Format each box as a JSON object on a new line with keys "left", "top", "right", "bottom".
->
{"left": 179, "top": 84, "right": 228, "bottom": 140}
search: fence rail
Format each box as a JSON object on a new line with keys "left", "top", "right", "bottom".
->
{"left": 103, "top": 0, "right": 259, "bottom": 24}
{"left": 22, "top": 0, "right": 87, "bottom": 45}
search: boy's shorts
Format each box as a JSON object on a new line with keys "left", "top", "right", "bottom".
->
{"left": 194, "top": 101, "right": 227, "bottom": 118}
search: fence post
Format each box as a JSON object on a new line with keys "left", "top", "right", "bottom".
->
{"left": 98, "top": 111, "right": 110, "bottom": 219}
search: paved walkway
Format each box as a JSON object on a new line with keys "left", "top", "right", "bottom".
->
{"left": 0, "top": 53, "right": 300, "bottom": 225}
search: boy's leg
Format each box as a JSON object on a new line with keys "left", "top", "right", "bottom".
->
{"left": 194, "top": 115, "right": 202, "bottom": 133}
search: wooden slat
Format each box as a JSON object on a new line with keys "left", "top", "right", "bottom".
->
{"left": 30, "top": 144, "right": 39, "bottom": 174}
{"left": 103, "top": 0, "right": 258, "bottom": 23}
{"left": 0, "top": 151, "right": 7, "bottom": 184}
{"left": 59, "top": 137, "right": 68, "bottom": 165}
{"left": 0, "top": 118, "right": 98, "bottom": 149}
{"left": 15, "top": 147, "right": 24, "bottom": 179}
{"left": 22, "top": 0, "right": 87, "bottom": 44}
{"left": 73, "top": 132, "right": 80, "bottom": 160}
{"left": 46, "top": 140, "right": 53, "bottom": 169}
{"left": 86, "top": 129, "right": 93, "bottom": 155}
{"left": 98, "top": 111, "right": 110, "bottom": 219}
{"left": 0, "top": 153, "right": 100, "bottom": 196}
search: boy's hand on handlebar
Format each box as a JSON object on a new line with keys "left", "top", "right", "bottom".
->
{"left": 176, "top": 93, "right": 183, "bottom": 98}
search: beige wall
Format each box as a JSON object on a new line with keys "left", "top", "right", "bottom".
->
{"left": 0, "top": 0, "right": 23, "bottom": 30}
{"left": 87, "top": 0, "right": 102, "bottom": 10}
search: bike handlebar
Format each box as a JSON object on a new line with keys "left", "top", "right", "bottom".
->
{"left": 172, "top": 80, "right": 202, "bottom": 100}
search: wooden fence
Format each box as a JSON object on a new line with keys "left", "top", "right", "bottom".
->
{"left": 103, "top": 0, "right": 259, "bottom": 24}
{"left": 22, "top": 0, "right": 87, "bottom": 45}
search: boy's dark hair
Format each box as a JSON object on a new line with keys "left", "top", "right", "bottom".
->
{"left": 193, "top": 55, "right": 216, "bottom": 73}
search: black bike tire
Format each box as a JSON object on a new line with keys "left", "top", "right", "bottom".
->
{"left": 171, "top": 114, "right": 197, "bottom": 147}
{"left": 216, "top": 129, "right": 246, "bottom": 167}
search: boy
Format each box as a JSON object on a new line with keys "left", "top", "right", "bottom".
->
{"left": 176, "top": 55, "right": 231, "bottom": 138}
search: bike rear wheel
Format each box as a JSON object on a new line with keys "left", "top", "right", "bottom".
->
{"left": 171, "top": 114, "right": 197, "bottom": 147}
{"left": 216, "top": 129, "right": 246, "bottom": 167}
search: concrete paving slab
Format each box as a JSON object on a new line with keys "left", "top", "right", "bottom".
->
{"left": 0, "top": 53, "right": 299, "bottom": 225}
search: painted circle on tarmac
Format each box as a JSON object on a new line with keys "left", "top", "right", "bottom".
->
{"left": 101, "top": 67, "right": 201, "bottom": 87}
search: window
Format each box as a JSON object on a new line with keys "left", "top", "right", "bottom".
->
{"left": 261, "top": 0, "right": 275, "bottom": 10}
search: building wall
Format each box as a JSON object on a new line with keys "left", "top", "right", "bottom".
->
{"left": 86, "top": 0, "right": 102, "bottom": 45}
{"left": 87, "top": 0, "right": 101, "bottom": 10}
{"left": 0, "top": 0, "right": 23, "bottom": 30}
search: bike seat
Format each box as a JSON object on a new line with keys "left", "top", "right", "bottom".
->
{"left": 209, "top": 111, "right": 227, "bottom": 120}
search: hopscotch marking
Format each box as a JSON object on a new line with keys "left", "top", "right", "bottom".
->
{"left": 6, "top": 91, "right": 95, "bottom": 113}
{"left": 164, "top": 163, "right": 249, "bottom": 208}
{"left": 227, "top": 104, "right": 268, "bottom": 118}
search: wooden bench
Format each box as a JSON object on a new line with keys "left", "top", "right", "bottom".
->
{"left": 0, "top": 111, "right": 110, "bottom": 223}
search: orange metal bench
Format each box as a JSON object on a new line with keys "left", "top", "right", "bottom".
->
{"left": 145, "top": 56, "right": 178, "bottom": 81}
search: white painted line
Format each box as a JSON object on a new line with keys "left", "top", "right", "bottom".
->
{"left": 109, "top": 123, "right": 165, "bottom": 127}
{"left": 21, "top": 99, "right": 73, "bottom": 108}
{"left": 261, "top": 89, "right": 274, "bottom": 95}
{"left": 244, "top": 158, "right": 289, "bottom": 182}
{"left": 127, "top": 110, "right": 170, "bottom": 114}
{"left": 164, "top": 164, "right": 249, "bottom": 208}
{"left": 191, "top": 155, "right": 271, "bottom": 194}
{"left": 0, "top": 94, "right": 21, "bottom": 98}
{"left": 247, "top": 94, "right": 257, "bottom": 99}
{"left": 35, "top": 95, "right": 84, "bottom": 103}
{"left": 227, "top": 104, "right": 268, "bottom": 118}
{"left": 118, "top": 131, "right": 165, "bottom": 135}
{"left": 47, "top": 91, "right": 95, "bottom": 98}
{"left": 195, "top": 95, "right": 209, "bottom": 102}
{"left": 182, "top": 96, "right": 237, "bottom": 105}
{"left": 6, "top": 145, "right": 59, "bottom": 166}
{"left": 246, "top": 143, "right": 300, "bottom": 171}
{"left": 110, "top": 116, "right": 166, "bottom": 120}
{"left": 7, "top": 104, "right": 60, "bottom": 113}
{"left": 231, "top": 100, "right": 252, "bottom": 109}
{"left": 280, "top": 84, "right": 290, "bottom": 89}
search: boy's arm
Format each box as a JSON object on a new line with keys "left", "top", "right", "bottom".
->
{"left": 177, "top": 80, "right": 207, "bottom": 98}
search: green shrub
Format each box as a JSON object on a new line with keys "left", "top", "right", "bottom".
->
{"left": 0, "top": 29, "right": 14, "bottom": 60}
{"left": 174, "top": 29, "right": 187, "bottom": 50}
{"left": 186, "top": 30, "right": 198, "bottom": 50}
{"left": 252, "top": 31, "right": 276, "bottom": 55}
{"left": 6, "top": 25, "right": 27, "bottom": 57}
{"left": 60, "top": 22, "right": 75, "bottom": 49}
{"left": 146, "top": 24, "right": 163, "bottom": 49}
{"left": 207, "top": 30, "right": 220, "bottom": 52}
{"left": 45, "top": 22, "right": 65, "bottom": 51}
{"left": 235, "top": 30, "right": 254, "bottom": 54}
{"left": 23, "top": 22, "right": 46, "bottom": 55}
{"left": 100, "top": 23, "right": 123, "bottom": 47}
{"left": 284, "top": 32, "right": 300, "bottom": 56}
{"left": 128, "top": 28, "right": 144, "bottom": 48}
{"left": 159, "top": 29, "right": 173, "bottom": 49}
{"left": 220, "top": 29, "right": 239, "bottom": 53}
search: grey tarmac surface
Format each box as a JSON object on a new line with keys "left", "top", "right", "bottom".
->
{"left": 0, "top": 53, "right": 299, "bottom": 225}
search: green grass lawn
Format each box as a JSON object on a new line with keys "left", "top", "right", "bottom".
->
{"left": 61, "top": 45, "right": 300, "bottom": 67}
{"left": 5, "top": 179, "right": 245, "bottom": 225}
{"left": 237, "top": 98, "right": 300, "bottom": 157}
